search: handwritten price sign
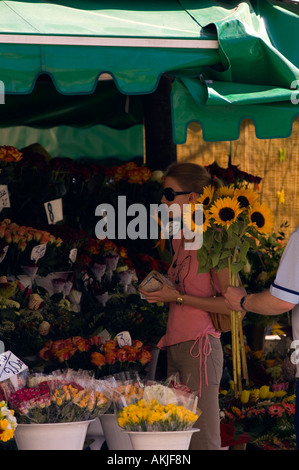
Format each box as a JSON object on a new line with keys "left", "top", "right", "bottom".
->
{"left": 69, "top": 248, "right": 77, "bottom": 264}
{"left": 0, "top": 351, "right": 28, "bottom": 383}
{"left": 0, "top": 185, "right": 10, "bottom": 211}
{"left": 44, "top": 198, "right": 63, "bottom": 225}
{"left": 30, "top": 243, "right": 47, "bottom": 263}
{"left": 116, "top": 331, "right": 132, "bottom": 347}
{"left": 0, "top": 245, "right": 8, "bottom": 263}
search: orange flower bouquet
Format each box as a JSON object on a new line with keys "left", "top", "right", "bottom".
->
{"left": 38, "top": 335, "right": 152, "bottom": 379}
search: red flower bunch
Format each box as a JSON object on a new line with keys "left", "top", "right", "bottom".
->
{"left": 9, "top": 382, "right": 51, "bottom": 416}
{"left": 206, "top": 162, "right": 262, "bottom": 186}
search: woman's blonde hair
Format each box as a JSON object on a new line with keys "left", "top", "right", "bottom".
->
{"left": 163, "top": 162, "right": 221, "bottom": 194}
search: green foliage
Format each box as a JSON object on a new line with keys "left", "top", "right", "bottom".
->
{"left": 240, "top": 223, "right": 289, "bottom": 325}
{"left": 102, "top": 293, "right": 168, "bottom": 347}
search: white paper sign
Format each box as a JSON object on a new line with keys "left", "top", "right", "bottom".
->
{"left": 0, "top": 351, "right": 28, "bottom": 383}
{"left": 31, "top": 243, "right": 47, "bottom": 263}
{"left": 0, "top": 185, "right": 10, "bottom": 211}
{"left": 44, "top": 198, "right": 63, "bottom": 224}
{"left": 116, "top": 331, "right": 132, "bottom": 348}
{"left": 0, "top": 245, "right": 8, "bottom": 263}
{"left": 69, "top": 248, "right": 77, "bottom": 264}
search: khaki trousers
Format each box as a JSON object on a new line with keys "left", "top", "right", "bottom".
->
{"left": 167, "top": 336, "right": 223, "bottom": 450}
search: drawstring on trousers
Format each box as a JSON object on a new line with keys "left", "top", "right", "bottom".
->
{"left": 190, "top": 334, "right": 212, "bottom": 398}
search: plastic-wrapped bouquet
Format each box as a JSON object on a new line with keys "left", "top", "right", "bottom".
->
{"left": 101, "top": 371, "right": 144, "bottom": 414}
{"left": 116, "top": 376, "right": 201, "bottom": 432}
{"left": 6, "top": 369, "right": 110, "bottom": 424}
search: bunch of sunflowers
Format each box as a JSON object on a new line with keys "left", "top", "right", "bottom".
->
{"left": 183, "top": 183, "right": 273, "bottom": 274}
{"left": 184, "top": 184, "right": 274, "bottom": 397}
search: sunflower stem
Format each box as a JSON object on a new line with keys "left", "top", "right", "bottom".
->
{"left": 230, "top": 270, "right": 248, "bottom": 397}
{"left": 238, "top": 310, "right": 249, "bottom": 386}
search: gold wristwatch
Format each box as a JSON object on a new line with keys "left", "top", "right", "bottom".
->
{"left": 176, "top": 293, "right": 184, "bottom": 305}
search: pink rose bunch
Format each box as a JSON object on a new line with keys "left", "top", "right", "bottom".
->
{"left": 9, "top": 383, "right": 51, "bottom": 416}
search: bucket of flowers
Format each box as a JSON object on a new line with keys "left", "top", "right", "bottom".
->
{"left": 2, "top": 368, "right": 110, "bottom": 450}
{"left": 115, "top": 376, "right": 201, "bottom": 450}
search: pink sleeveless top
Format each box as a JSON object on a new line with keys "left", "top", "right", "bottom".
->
{"left": 157, "top": 234, "right": 221, "bottom": 350}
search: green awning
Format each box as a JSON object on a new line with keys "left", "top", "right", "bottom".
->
{"left": 0, "top": 0, "right": 219, "bottom": 95}
{"left": 172, "top": 77, "right": 299, "bottom": 142}
{"left": 3, "top": 78, "right": 143, "bottom": 129}
{"left": 0, "top": 0, "right": 298, "bottom": 142}
{"left": 171, "top": 0, "right": 299, "bottom": 141}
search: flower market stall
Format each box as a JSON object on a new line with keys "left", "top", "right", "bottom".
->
{"left": 0, "top": 0, "right": 298, "bottom": 453}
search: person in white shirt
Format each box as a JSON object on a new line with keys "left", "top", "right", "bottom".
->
{"left": 224, "top": 225, "right": 299, "bottom": 447}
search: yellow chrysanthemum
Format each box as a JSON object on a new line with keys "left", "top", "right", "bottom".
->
{"left": 234, "top": 187, "right": 259, "bottom": 210}
{"left": 209, "top": 197, "right": 242, "bottom": 229}
{"left": 248, "top": 202, "right": 273, "bottom": 234}
{"left": 183, "top": 203, "right": 211, "bottom": 233}
{"left": 196, "top": 185, "right": 215, "bottom": 208}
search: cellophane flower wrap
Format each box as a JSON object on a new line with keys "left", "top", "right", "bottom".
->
{"left": 102, "top": 371, "right": 144, "bottom": 414}
{"left": 0, "top": 368, "right": 28, "bottom": 403}
{"left": 116, "top": 375, "right": 201, "bottom": 432}
{"left": 6, "top": 368, "right": 110, "bottom": 424}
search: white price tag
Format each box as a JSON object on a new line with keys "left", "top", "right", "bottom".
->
{"left": 44, "top": 198, "right": 63, "bottom": 224}
{"left": 0, "top": 351, "right": 28, "bottom": 383}
{"left": 69, "top": 248, "right": 77, "bottom": 264}
{"left": 30, "top": 243, "right": 47, "bottom": 263}
{"left": 116, "top": 331, "right": 132, "bottom": 348}
{"left": 0, "top": 245, "right": 8, "bottom": 263}
{"left": 0, "top": 185, "right": 10, "bottom": 211}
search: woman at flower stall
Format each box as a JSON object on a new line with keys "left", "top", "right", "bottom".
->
{"left": 224, "top": 224, "right": 299, "bottom": 448}
{"left": 139, "top": 162, "right": 231, "bottom": 451}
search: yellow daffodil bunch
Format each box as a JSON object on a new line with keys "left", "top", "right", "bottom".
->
{"left": 0, "top": 401, "right": 17, "bottom": 442}
{"left": 117, "top": 398, "right": 199, "bottom": 431}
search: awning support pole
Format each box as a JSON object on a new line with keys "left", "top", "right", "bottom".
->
{"left": 142, "top": 75, "right": 177, "bottom": 171}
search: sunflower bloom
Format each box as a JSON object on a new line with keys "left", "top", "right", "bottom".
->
{"left": 248, "top": 202, "right": 273, "bottom": 234}
{"left": 215, "top": 184, "right": 235, "bottom": 198}
{"left": 234, "top": 187, "right": 259, "bottom": 210}
{"left": 197, "top": 185, "right": 215, "bottom": 208}
{"left": 209, "top": 197, "right": 242, "bottom": 229}
{"left": 183, "top": 203, "right": 210, "bottom": 233}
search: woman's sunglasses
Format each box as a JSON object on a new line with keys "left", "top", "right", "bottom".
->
{"left": 163, "top": 187, "right": 190, "bottom": 202}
